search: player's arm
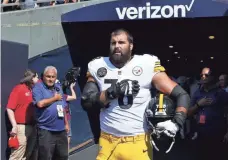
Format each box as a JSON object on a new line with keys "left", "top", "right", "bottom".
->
{"left": 81, "top": 71, "right": 140, "bottom": 110}
{"left": 152, "top": 72, "right": 190, "bottom": 129}
{"left": 81, "top": 72, "right": 110, "bottom": 111}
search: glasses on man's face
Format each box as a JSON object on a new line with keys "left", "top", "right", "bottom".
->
{"left": 200, "top": 74, "right": 210, "bottom": 77}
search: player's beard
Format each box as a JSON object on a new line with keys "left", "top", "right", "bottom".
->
{"left": 109, "top": 47, "right": 131, "bottom": 68}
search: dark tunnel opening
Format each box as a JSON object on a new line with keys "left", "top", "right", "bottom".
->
{"left": 62, "top": 16, "right": 228, "bottom": 88}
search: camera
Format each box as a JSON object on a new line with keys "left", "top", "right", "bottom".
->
{"left": 62, "top": 67, "right": 81, "bottom": 93}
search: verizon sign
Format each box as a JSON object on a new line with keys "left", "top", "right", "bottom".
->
{"left": 116, "top": 0, "right": 195, "bottom": 19}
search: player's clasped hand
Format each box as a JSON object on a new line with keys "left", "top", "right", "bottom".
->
{"left": 106, "top": 79, "right": 140, "bottom": 100}
{"left": 131, "top": 80, "right": 140, "bottom": 95}
{"left": 156, "top": 120, "right": 179, "bottom": 138}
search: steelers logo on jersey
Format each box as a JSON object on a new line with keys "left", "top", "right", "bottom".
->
{"left": 132, "top": 66, "right": 143, "bottom": 76}
{"left": 97, "top": 67, "right": 107, "bottom": 77}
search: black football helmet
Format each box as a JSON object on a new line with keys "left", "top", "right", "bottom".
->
{"left": 146, "top": 93, "right": 175, "bottom": 121}
{"left": 145, "top": 93, "right": 176, "bottom": 153}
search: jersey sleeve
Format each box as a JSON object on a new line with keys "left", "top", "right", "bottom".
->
{"left": 87, "top": 57, "right": 103, "bottom": 80}
{"left": 143, "top": 54, "right": 166, "bottom": 78}
{"left": 152, "top": 56, "right": 165, "bottom": 73}
{"left": 87, "top": 61, "right": 96, "bottom": 79}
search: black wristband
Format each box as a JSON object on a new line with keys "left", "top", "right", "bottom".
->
{"left": 172, "top": 111, "right": 187, "bottom": 129}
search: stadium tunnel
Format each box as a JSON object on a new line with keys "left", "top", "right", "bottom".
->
{"left": 61, "top": 0, "right": 228, "bottom": 158}
{"left": 62, "top": 17, "right": 228, "bottom": 88}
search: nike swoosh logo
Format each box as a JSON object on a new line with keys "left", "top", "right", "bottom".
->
{"left": 143, "top": 149, "right": 148, "bottom": 153}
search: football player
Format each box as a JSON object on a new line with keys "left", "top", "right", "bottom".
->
{"left": 81, "top": 28, "right": 190, "bottom": 160}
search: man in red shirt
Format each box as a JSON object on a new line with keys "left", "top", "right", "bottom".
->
{"left": 7, "top": 69, "right": 39, "bottom": 160}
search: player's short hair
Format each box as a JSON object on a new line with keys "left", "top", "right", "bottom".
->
{"left": 111, "top": 28, "right": 133, "bottom": 44}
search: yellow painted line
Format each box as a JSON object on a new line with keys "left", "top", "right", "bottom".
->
{"left": 69, "top": 138, "right": 93, "bottom": 153}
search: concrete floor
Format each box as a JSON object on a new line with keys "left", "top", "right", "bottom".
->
{"left": 69, "top": 144, "right": 99, "bottom": 160}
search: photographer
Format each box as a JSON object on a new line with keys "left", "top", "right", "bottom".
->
{"left": 60, "top": 66, "right": 80, "bottom": 151}
{"left": 62, "top": 82, "right": 77, "bottom": 151}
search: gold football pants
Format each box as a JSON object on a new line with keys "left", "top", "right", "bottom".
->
{"left": 96, "top": 131, "right": 152, "bottom": 160}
